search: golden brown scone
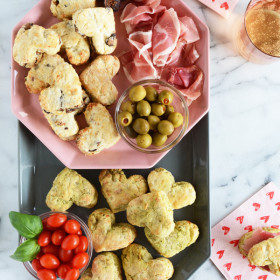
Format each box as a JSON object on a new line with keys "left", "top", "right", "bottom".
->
{"left": 46, "top": 168, "right": 98, "bottom": 212}
{"left": 99, "top": 169, "right": 148, "bottom": 213}
{"left": 51, "top": 20, "right": 90, "bottom": 65}
{"left": 148, "top": 168, "right": 196, "bottom": 209}
{"left": 73, "top": 8, "right": 117, "bottom": 54}
{"left": 50, "top": 0, "right": 96, "bottom": 20}
{"left": 80, "top": 268, "right": 93, "bottom": 280}
{"left": 76, "top": 103, "right": 120, "bottom": 155}
{"left": 145, "top": 220, "right": 199, "bottom": 258}
{"left": 126, "top": 191, "right": 175, "bottom": 238}
{"left": 88, "top": 208, "right": 136, "bottom": 252}
{"left": 13, "top": 23, "right": 61, "bottom": 68}
{"left": 122, "top": 244, "right": 174, "bottom": 280}
{"left": 80, "top": 55, "right": 120, "bottom": 105}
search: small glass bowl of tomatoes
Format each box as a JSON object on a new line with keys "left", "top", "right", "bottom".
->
{"left": 20, "top": 212, "right": 93, "bottom": 280}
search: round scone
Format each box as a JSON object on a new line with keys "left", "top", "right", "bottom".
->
{"left": 122, "top": 243, "right": 174, "bottom": 280}
{"left": 13, "top": 23, "right": 61, "bottom": 68}
{"left": 145, "top": 220, "right": 199, "bottom": 258}
{"left": 148, "top": 168, "right": 175, "bottom": 193}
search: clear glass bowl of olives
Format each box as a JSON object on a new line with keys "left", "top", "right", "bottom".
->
{"left": 115, "top": 79, "right": 189, "bottom": 153}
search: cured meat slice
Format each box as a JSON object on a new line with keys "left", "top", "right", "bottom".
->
{"left": 179, "top": 16, "right": 200, "bottom": 44}
{"left": 128, "top": 30, "right": 153, "bottom": 55}
{"left": 184, "top": 44, "right": 200, "bottom": 65}
{"left": 152, "top": 8, "right": 181, "bottom": 67}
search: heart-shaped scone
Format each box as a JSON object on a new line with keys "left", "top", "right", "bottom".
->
{"left": 127, "top": 191, "right": 175, "bottom": 238}
{"left": 80, "top": 252, "right": 122, "bottom": 280}
{"left": 122, "top": 244, "right": 174, "bottom": 280}
{"left": 99, "top": 169, "right": 148, "bottom": 213}
{"left": 80, "top": 55, "right": 120, "bottom": 106}
{"left": 145, "top": 220, "right": 199, "bottom": 258}
{"left": 76, "top": 103, "right": 120, "bottom": 155}
{"left": 148, "top": 168, "right": 196, "bottom": 209}
{"left": 88, "top": 208, "right": 137, "bottom": 252}
{"left": 46, "top": 168, "right": 98, "bottom": 212}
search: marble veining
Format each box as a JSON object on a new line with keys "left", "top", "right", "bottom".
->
{"left": 1, "top": 0, "right": 280, "bottom": 279}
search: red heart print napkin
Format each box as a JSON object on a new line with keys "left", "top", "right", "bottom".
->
{"left": 197, "top": 0, "right": 239, "bottom": 18}
{"left": 211, "top": 182, "right": 280, "bottom": 280}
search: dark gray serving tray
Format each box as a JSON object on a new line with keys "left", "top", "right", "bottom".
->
{"left": 18, "top": 114, "right": 210, "bottom": 280}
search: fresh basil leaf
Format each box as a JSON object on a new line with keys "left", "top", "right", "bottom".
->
{"left": 10, "top": 239, "right": 40, "bottom": 262}
{"left": 9, "top": 211, "right": 43, "bottom": 239}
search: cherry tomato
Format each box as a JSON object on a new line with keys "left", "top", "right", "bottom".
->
{"left": 65, "top": 268, "right": 80, "bottom": 280}
{"left": 61, "top": 235, "right": 80, "bottom": 250}
{"left": 71, "top": 252, "right": 89, "bottom": 269}
{"left": 32, "top": 259, "right": 43, "bottom": 272}
{"left": 77, "top": 230, "right": 82, "bottom": 236}
{"left": 64, "top": 220, "right": 81, "bottom": 235}
{"left": 57, "top": 264, "right": 71, "bottom": 279}
{"left": 74, "top": 236, "right": 88, "bottom": 254}
{"left": 38, "top": 231, "right": 51, "bottom": 247}
{"left": 51, "top": 229, "right": 66, "bottom": 246}
{"left": 42, "top": 244, "right": 60, "bottom": 256}
{"left": 37, "top": 269, "right": 56, "bottom": 280}
{"left": 36, "top": 252, "right": 43, "bottom": 259}
{"left": 40, "top": 253, "right": 60, "bottom": 270}
{"left": 58, "top": 248, "right": 74, "bottom": 263}
{"left": 47, "top": 213, "right": 67, "bottom": 228}
{"left": 42, "top": 218, "right": 56, "bottom": 231}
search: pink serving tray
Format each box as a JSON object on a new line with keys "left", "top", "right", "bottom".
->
{"left": 11, "top": 0, "right": 209, "bottom": 169}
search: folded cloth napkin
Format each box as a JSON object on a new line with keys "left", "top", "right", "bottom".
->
{"left": 197, "top": 0, "right": 239, "bottom": 18}
{"left": 211, "top": 182, "right": 280, "bottom": 280}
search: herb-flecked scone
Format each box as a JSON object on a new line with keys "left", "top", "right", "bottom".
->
{"left": 79, "top": 55, "right": 120, "bottom": 105}
{"left": 122, "top": 244, "right": 174, "bottom": 280}
{"left": 126, "top": 191, "right": 175, "bottom": 238}
{"left": 50, "top": 0, "right": 96, "bottom": 20}
{"left": 99, "top": 169, "right": 148, "bottom": 213}
{"left": 148, "top": 168, "right": 196, "bottom": 209}
{"left": 13, "top": 23, "right": 61, "bottom": 68}
{"left": 51, "top": 20, "right": 90, "bottom": 65}
{"left": 76, "top": 103, "right": 120, "bottom": 155}
{"left": 145, "top": 220, "right": 199, "bottom": 258}
{"left": 73, "top": 8, "right": 117, "bottom": 54}
{"left": 80, "top": 252, "right": 123, "bottom": 280}
{"left": 88, "top": 208, "right": 136, "bottom": 252}
{"left": 46, "top": 168, "right": 98, "bottom": 212}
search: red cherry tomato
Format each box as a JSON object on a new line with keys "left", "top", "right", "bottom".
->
{"left": 65, "top": 268, "right": 80, "bottom": 280}
{"left": 38, "top": 231, "right": 51, "bottom": 247}
{"left": 42, "top": 244, "right": 60, "bottom": 256}
{"left": 32, "top": 259, "right": 43, "bottom": 272}
{"left": 61, "top": 235, "right": 80, "bottom": 250}
{"left": 36, "top": 252, "right": 43, "bottom": 259}
{"left": 64, "top": 220, "right": 81, "bottom": 235}
{"left": 47, "top": 213, "right": 67, "bottom": 228}
{"left": 74, "top": 236, "right": 88, "bottom": 254}
{"left": 51, "top": 229, "right": 66, "bottom": 246}
{"left": 42, "top": 218, "right": 56, "bottom": 231}
{"left": 71, "top": 252, "right": 89, "bottom": 269}
{"left": 40, "top": 253, "right": 60, "bottom": 270}
{"left": 57, "top": 264, "right": 71, "bottom": 279}
{"left": 37, "top": 269, "right": 56, "bottom": 280}
{"left": 58, "top": 248, "right": 74, "bottom": 263}
{"left": 77, "top": 230, "right": 82, "bottom": 236}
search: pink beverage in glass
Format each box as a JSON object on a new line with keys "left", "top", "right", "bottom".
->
{"left": 236, "top": 0, "right": 280, "bottom": 63}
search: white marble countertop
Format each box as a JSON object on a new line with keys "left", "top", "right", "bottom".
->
{"left": 1, "top": 0, "right": 280, "bottom": 279}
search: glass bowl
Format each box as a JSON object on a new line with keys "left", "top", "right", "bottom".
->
{"left": 20, "top": 211, "right": 93, "bottom": 279}
{"left": 115, "top": 79, "right": 189, "bottom": 153}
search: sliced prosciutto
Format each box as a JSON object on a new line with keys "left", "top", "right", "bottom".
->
{"left": 152, "top": 8, "right": 181, "bottom": 67}
{"left": 179, "top": 16, "right": 200, "bottom": 44}
{"left": 128, "top": 30, "right": 153, "bottom": 56}
{"left": 184, "top": 44, "right": 200, "bottom": 65}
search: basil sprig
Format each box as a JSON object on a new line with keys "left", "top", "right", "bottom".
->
{"left": 10, "top": 239, "right": 41, "bottom": 262}
{"left": 9, "top": 211, "right": 43, "bottom": 239}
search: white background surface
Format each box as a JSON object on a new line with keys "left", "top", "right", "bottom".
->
{"left": 1, "top": 0, "right": 280, "bottom": 279}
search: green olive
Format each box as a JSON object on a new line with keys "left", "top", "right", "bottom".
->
{"left": 136, "top": 134, "right": 152, "bottom": 148}
{"left": 145, "top": 86, "right": 158, "bottom": 102}
{"left": 158, "top": 90, "right": 174, "bottom": 105}
{"left": 168, "top": 112, "right": 184, "bottom": 128}
{"left": 118, "top": 111, "right": 133, "bottom": 127}
{"left": 148, "top": 115, "right": 160, "bottom": 131}
{"left": 129, "top": 85, "right": 146, "bottom": 102}
{"left": 151, "top": 103, "right": 166, "bottom": 116}
{"left": 132, "top": 118, "right": 150, "bottom": 135}
{"left": 164, "top": 105, "right": 175, "bottom": 117}
{"left": 157, "top": 120, "right": 174, "bottom": 136}
{"left": 136, "top": 100, "right": 151, "bottom": 117}
{"left": 152, "top": 132, "right": 168, "bottom": 146}
{"left": 121, "top": 100, "right": 136, "bottom": 114}
{"left": 125, "top": 125, "right": 138, "bottom": 139}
